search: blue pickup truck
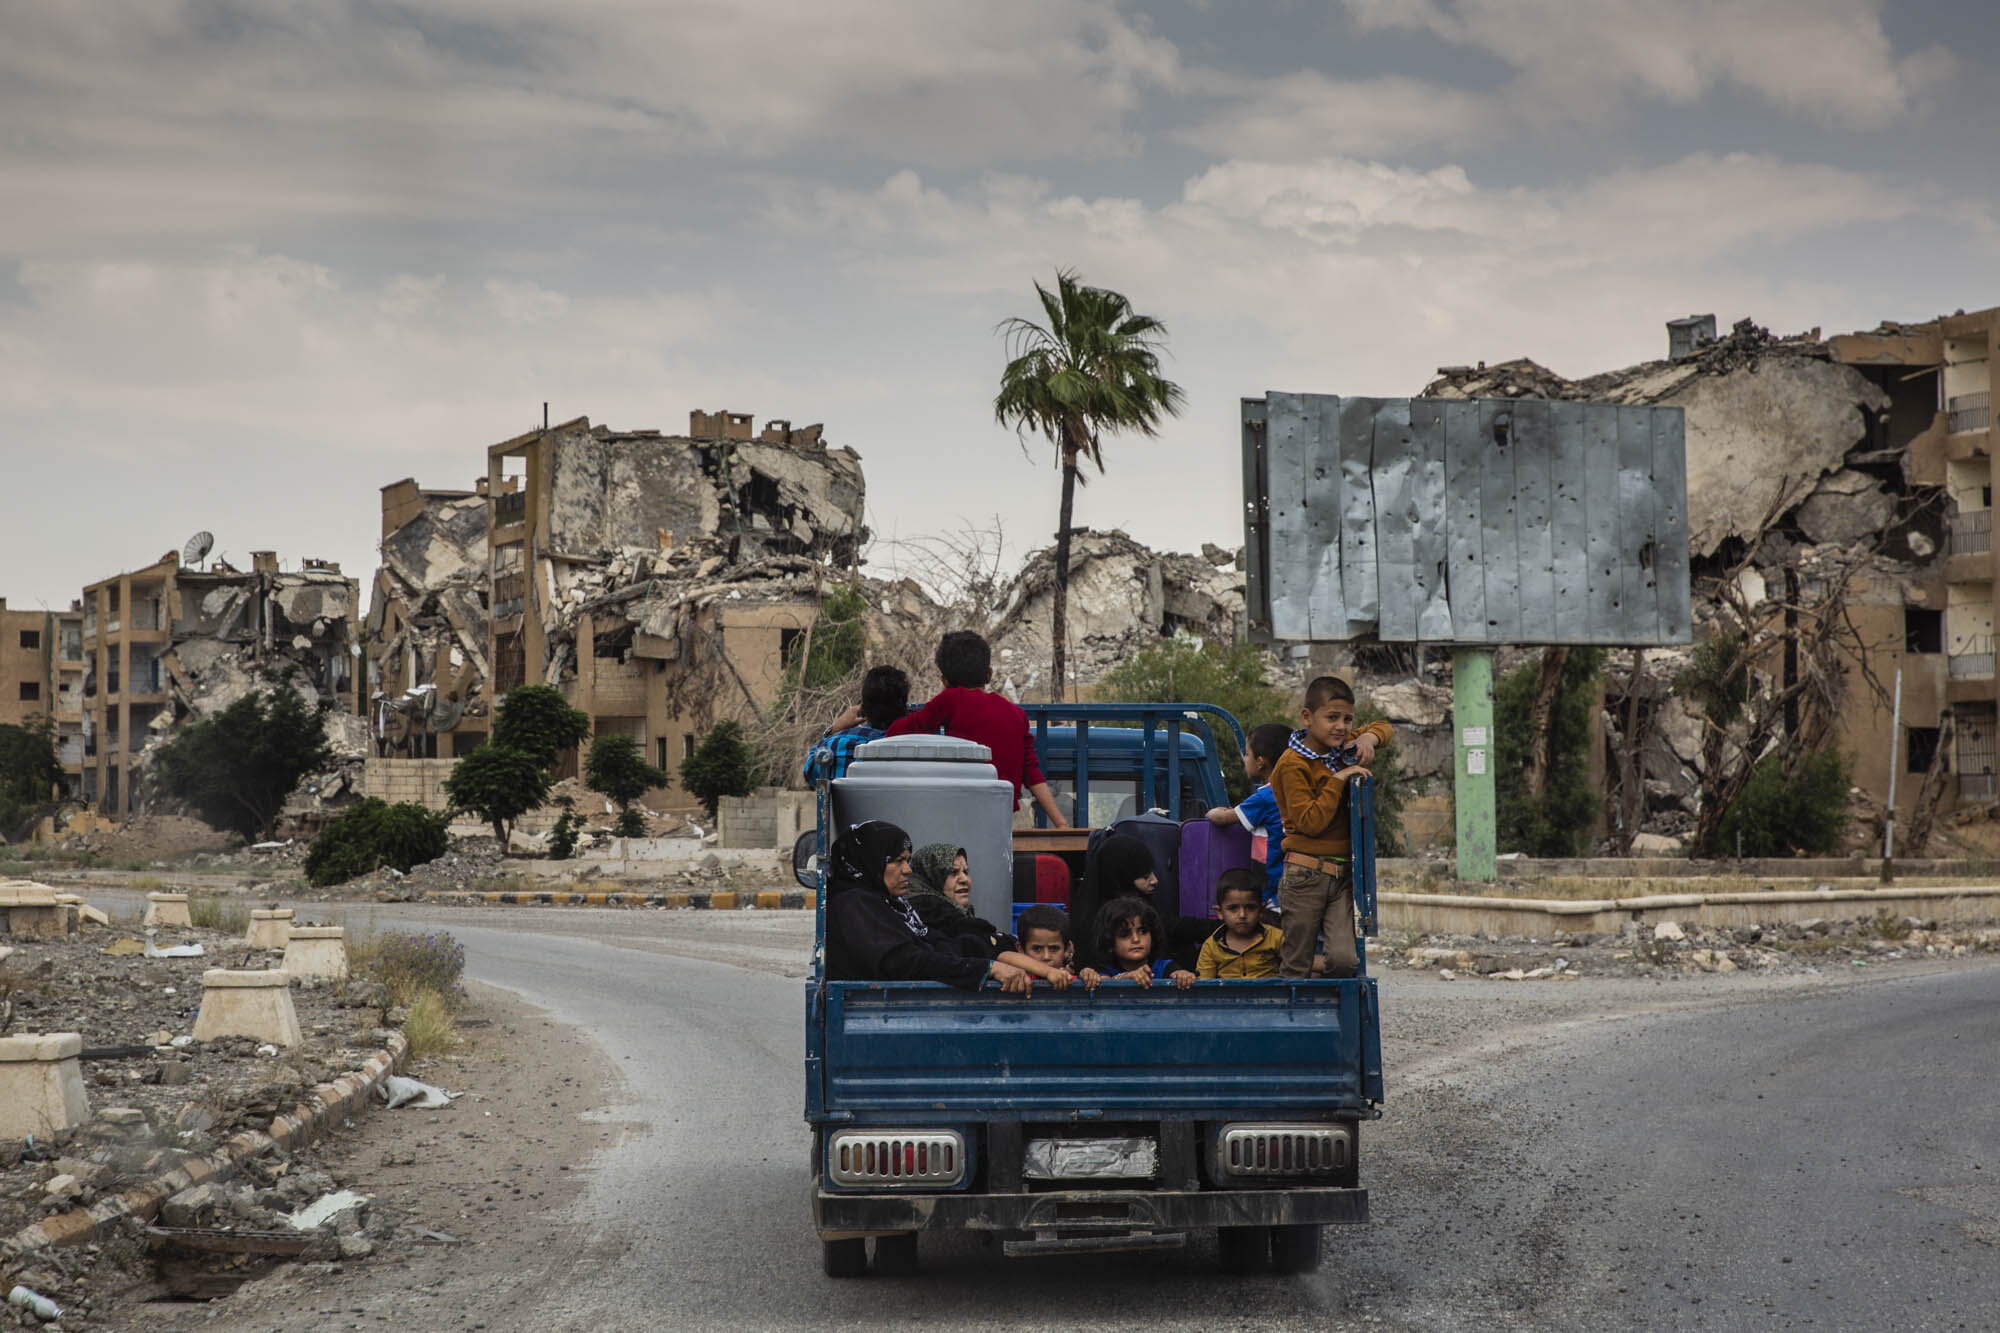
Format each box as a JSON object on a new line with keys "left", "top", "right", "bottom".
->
{"left": 802, "top": 703, "right": 1383, "bottom": 1277}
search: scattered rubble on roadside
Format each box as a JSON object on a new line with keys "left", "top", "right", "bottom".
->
{"left": 1389, "top": 913, "right": 2000, "bottom": 982}
{"left": 0, "top": 915, "right": 423, "bottom": 1325}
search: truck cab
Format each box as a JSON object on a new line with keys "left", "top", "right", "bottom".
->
{"left": 803, "top": 703, "right": 1383, "bottom": 1278}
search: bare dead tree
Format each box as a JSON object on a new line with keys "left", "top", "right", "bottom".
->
{"left": 1606, "top": 648, "right": 1647, "bottom": 856}
{"left": 1903, "top": 709, "right": 1955, "bottom": 856}
{"left": 1522, "top": 646, "right": 1571, "bottom": 800}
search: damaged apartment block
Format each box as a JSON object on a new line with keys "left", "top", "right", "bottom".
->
{"left": 79, "top": 548, "right": 367, "bottom": 816}
{"left": 1424, "top": 305, "right": 2000, "bottom": 842}
{"left": 462, "top": 410, "right": 866, "bottom": 808}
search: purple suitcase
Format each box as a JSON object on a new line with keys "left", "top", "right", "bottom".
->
{"left": 1178, "top": 818, "right": 1254, "bottom": 921}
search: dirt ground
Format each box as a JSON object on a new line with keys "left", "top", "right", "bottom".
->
{"left": 22, "top": 982, "right": 623, "bottom": 1333}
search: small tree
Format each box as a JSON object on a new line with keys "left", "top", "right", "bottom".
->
{"left": 1092, "top": 635, "right": 1291, "bottom": 803}
{"left": 153, "top": 681, "right": 330, "bottom": 839}
{"left": 679, "top": 720, "right": 753, "bottom": 821}
{"left": 305, "top": 798, "right": 451, "bottom": 887}
{"left": 443, "top": 744, "right": 551, "bottom": 843}
{"left": 1717, "top": 748, "right": 1852, "bottom": 858}
{"left": 491, "top": 684, "right": 591, "bottom": 768}
{"left": 0, "top": 716, "right": 62, "bottom": 835}
{"left": 442, "top": 685, "right": 589, "bottom": 847}
{"left": 586, "top": 732, "right": 668, "bottom": 833}
{"left": 1495, "top": 647, "right": 1604, "bottom": 857}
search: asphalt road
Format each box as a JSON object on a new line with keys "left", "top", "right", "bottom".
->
{"left": 296, "top": 906, "right": 1999, "bottom": 1332}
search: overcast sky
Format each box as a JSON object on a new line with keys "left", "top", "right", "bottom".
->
{"left": 3, "top": 0, "right": 1994, "bottom": 611}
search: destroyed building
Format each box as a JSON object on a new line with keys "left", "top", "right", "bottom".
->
{"left": 459, "top": 410, "right": 867, "bottom": 811}
{"left": 985, "top": 530, "right": 1247, "bottom": 698}
{"left": 79, "top": 549, "right": 367, "bottom": 816}
{"left": 1423, "top": 305, "right": 2000, "bottom": 842}
{"left": 365, "top": 476, "right": 503, "bottom": 760}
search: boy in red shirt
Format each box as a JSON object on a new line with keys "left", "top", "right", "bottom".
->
{"left": 887, "top": 631, "right": 1071, "bottom": 828}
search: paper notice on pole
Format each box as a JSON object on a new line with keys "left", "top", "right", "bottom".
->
{"left": 1467, "top": 748, "right": 1487, "bottom": 775}
{"left": 1461, "top": 726, "right": 1488, "bottom": 747}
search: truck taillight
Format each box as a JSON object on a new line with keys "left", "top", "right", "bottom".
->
{"left": 827, "top": 1130, "right": 965, "bottom": 1188}
{"left": 1213, "top": 1123, "right": 1351, "bottom": 1178}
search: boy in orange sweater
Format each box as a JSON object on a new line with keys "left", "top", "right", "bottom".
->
{"left": 1269, "top": 676, "right": 1393, "bottom": 979}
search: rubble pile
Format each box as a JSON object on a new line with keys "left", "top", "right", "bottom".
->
{"left": 1385, "top": 914, "right": 2000, "bottom": 982}
{"left": 988, "top": 529, "right": 1246, "bottom": 695}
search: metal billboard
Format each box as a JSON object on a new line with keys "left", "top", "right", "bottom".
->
{"left": 1242, "top": 393, "right": 1691, "bottom": 647}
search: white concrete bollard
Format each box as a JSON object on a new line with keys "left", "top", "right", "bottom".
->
{"left": 0, "top": 1033, "right": 91, "bottom": 1139}
{"left": 144, "top": 892, "right": 193, "bottom": 928}
{"left": 281, "top": 926, "right": 349, "bottom": 981}
{"left": 192, "top": 970, "right": 303, "bottom": 1047}
{"left": 245, "top": 909, "right": 296, "bottom": 950}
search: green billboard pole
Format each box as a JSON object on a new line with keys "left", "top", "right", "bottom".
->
{"left": 1452, "top": 647, "right": 1496, "bottom": 882}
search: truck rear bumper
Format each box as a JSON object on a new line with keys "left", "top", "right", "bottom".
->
{"left": 815, "top": 1185, "right": 1366, "bottom": 1239}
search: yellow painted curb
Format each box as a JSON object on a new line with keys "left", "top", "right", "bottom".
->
{"left": 709, "top": 891, "right": 738, "bottom": 910}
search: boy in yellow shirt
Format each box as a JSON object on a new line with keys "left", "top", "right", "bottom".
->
{"left": 1269, "top": 676, "right": 1393, "bottom": 979}
{"left": 1196, "top": 869, "right": 1284, "bottom": 978}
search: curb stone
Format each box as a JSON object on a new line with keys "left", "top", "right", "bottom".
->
{"left": 417, "top": 889, "right": 814, "bottom": 910}
{"left": 0, "top": 1032, "right": 409, "bottom": 1273}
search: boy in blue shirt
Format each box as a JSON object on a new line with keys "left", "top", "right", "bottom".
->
{"left": 1204, "top": 723, "right": 1293, "bottom": 910}
{"left": 802, "top": 665, "right": 909, "bottom": 785}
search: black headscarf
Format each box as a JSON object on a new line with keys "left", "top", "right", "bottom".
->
{"left": 1071, "top": 834, "right": 1167, "bottom": 968}
{"left": 825, "top": 818, "right": 991, "bottom": 991}
{"left": 830, "top": 821, "right": 913, "bottom": 896}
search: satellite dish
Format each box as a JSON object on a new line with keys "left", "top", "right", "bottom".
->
{"left": 183, "top": 531, "right": 214, "bottom": 568}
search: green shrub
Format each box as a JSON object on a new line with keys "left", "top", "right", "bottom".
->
{"left": 615, "top": 807, "right": 648, "bottom": 838}
{"left": 1093, "top": 635, "right": 1292, "bottom": 804}
{"left": 490, "top": 685, "right": 590, "bottom": 769}
{"left": 1717, "top": 749, "right": 1851, "bottom": 858}
{"left": 585, "top": 732, "right": 668, "bottom": 822}
{"left": 443, "top": 744, "right": 551, "bottom": 843}
{"left": 151, "top": 678, "right": 330, "bottom": 839}
{"left": 547, "top": 800, "right": 580, "bottom": 860}
{"left": 305, "top": 798, "right": 451, "bottom": 887}
{"left": 680, "top": 721, "right": 753, "bottom": 820}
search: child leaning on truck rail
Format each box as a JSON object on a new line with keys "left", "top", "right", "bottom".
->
{"left": 1269, "top": 676, "right": 1393, "bottom": 980}
{"left": 1085, "top": 896, "right": 1196, "bottom": 990}
{"left": 1196, "top": 869, "right": 1284, "bottom": 979}
{"left": 1206, "top": 721, "right": 1296, "bottom": 911}
{"left": 1016, "top": 903, "right": 1093, "bottom": 992}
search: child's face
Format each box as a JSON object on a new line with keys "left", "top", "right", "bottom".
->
{"left": 1021, "top": 926, "right": 1067, "bottom": 968}
{"left": 1301, "top": 696, "right": 1356, "bottom": 752}
{"left": 1242, "top": 748, "right": 1271, "bottom": 783}
{"left": 1112, "top": 917, "right": 1152, "bottom": 967}
{"left": 1218, "top": 889, "right": 1262, "bottom": 939}
{"left": 1132, "top": 869, "right": 1159, "bottom": 896}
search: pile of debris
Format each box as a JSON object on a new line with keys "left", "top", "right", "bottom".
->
{"left": 988, "top": 530, "right": 1246, "bottom": 696}
{"left": 367, "top": 480, "right": 494, "bottom": 757}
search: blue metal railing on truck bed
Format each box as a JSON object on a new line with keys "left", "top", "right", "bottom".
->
{"left": 1021, "top": 702, "right": 1247, "bottom": 824}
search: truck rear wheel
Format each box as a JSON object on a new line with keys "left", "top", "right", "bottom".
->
{"left": 822, "top": 1238, "right": 867, "bottom": 1277}
{"left": 1270, "top": 1223, "right": 1323, "bottom": 1275}
{"left": 1217, "top": 1225, "right": 1269, "bottom": 1274}
{"left": 872, "top": 1232, "right": 919, "bottom": 1275}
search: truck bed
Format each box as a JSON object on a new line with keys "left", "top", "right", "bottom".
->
{"left": 808, "top": 977, "right": 1383, "bottom": 1121}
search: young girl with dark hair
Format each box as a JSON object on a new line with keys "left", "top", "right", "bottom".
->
{"left": 1085, "top": 895, "right": 1196, "bottom": 990}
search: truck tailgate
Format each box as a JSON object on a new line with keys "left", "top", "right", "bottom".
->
{"left": 816, "top": 978, "right": 1380, "bottom": 1116}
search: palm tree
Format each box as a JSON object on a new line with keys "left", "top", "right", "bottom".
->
{"left": 995, "top": 269, "right": 1185, "bottom": 700}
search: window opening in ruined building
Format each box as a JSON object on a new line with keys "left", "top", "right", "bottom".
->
{"left": 18, "top": 682, "right": 37, "bottom": 701}
{"left": 780, "top": 626, "right": 804, "bottom": 666}
{"left": 19, "top": 629, "right": 39, "bottom": 650}
{"left": 657, "top": 738, "right": 670, "bottom": 771}
{"left": 1905, "top": 608, "right": 1944, "bottom": 654}
{"left": 683, "top": 733, "right": 695, "bottom": 761}
{"left": 1907, "top": 726, "right": 1941, "bottom": 774}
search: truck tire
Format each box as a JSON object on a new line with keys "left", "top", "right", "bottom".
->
{"left": 872, "top": 1232, "right": 919, "bottom": 1275}
{"left": 1270, "top": 1223, "right": 1323, "bottom": 1275}
{"left": 1217, "top": 1225, "right": 1269, "bottom": 1274}
{"left": 822, "top": 1238, "right": 867, "bottom": 1278}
